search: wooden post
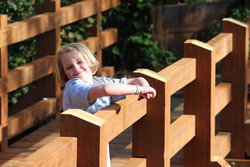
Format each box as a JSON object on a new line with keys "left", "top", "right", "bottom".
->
{"left": 94, "top": 0, "right": 103, "bottom": 76}
{"left": 183, "top": 40, "right": 216, "bottom": 167}
{"left": 0, "top": 14, "right": 8, "bottom": 150}
{"left": 133, "top": 69, "right": 170, "bottom": 167}
{"left": 61, "top": 109, "right": 107, "bottom": 167}
{"left": 221, "top": 18, "right": 249, "bottom": 158}
{"left": 35, "top": 0, "right": 61, "bottom": 103}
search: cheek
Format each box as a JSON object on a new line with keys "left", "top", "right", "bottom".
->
{"left": 64, "top": 69, "right": 72, "bottom": 78}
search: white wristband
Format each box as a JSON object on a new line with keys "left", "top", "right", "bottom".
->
{"left": 135, "top": 85, "right": 141, "bottom": 95}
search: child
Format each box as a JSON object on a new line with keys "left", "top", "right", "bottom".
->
{"left": 54, "top": 43, "right": 156, "bottom": 113}
{"left": 54, "top": 43, "right": 156, "bottom": 166}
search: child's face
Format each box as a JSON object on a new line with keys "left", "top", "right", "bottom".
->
{"left": 61, "top": 51, "right": 93, "bottom": 83}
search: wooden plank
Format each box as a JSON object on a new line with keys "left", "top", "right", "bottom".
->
{"left": 212, "top": 156, "right": 231, "bottom": 167}
{"left": 226, "top": 159, "right": 250, "bottom": 167}
{"left": 170, "top": 115, "right": 195, "bottom": 158}
{"left": 94, "top": 95, "right": 146, "bottom": 142}
{"left": 101, "top": 66, "right": 114, "bottom": 77}
{"left": 13, "top": 137, "right": 77, "bottom": 167}
{"left": 0, "top": 152, "right": 31, "bottom": 160}
{"left": 79, "top": 28, "right": 118, "bottom": 52}
{"left": 245, "top": 122, "right": 250, "bottom": 156}
{"left": 101, "top": 28, "right": 118, "bottom": 50}
{"left": 151, "top": 0, "right": 237, "bottom": 47}
{"left": 214, "top": 83, "right": 231, "bottom": 116}
{"left": 247, "top": 61, "right": 250, "bottom": 84}
{"left": 8, "top": 98, "right": 56, "bottom": 139}
{"left": 213, "top": 132, "right": 231, "bottom": 158}
{"left": 221, "top": 18, "right": 249, "bottom": 158}
{"left": 207, "top": 33, "right": 233, "bottom": 63}
{"left": 0, "top": 14, "right": 9, "bottom": 150}
{"left": 132, "top": 69, "right": 170, "bottom": 167}
{"left": 102, "top": 0, "right": 120, "bottom": 11}
{"left": 61, "top": 109, "right": 107, "bottom": 167}
{"left": 0, "top": 56, "right": 54, "bottom": 96}
{"left": 0, "top": 0, "right": 120, "bottom": 47}
{"left": 122, "top": 158, "right": 146, "bottom": 167}
{"left": 35, "top": 0, "right": 61, "bottom": 111}
{"left": 158, "top": 58, "right": 196, "bottom": 95}
{"left": 184, "top": 39, "right": 215, "bottom": 166}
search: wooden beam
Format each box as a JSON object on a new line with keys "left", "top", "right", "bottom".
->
{"left": 247, "top": 61, "right": 250, "bottom": 84}
{"left": 245, "top": 122, "right": 250, "bottom": 156}
{"left": 221, "top": 18, "right": 249, "bottom": 158}
{"left": 61, "top": 109, "right": 107, "bottom": 167}
{"left": 122, "top": 158, "right": 146, "bottom": 167}
{"left": 226, "top": 159, "right": 250, "bottom": 167}
{"left": 213, "top": 132, "right": 231, "bottom": 158}
{"left": 0, "top": 14, "right": 9, "bottom": 150}
{"left": 184, "top": 39, "right": 216, "bottom": 166}
{"left": 13, "top": 137, "right": 77, "bottom": 167}
{"left": 8, "top": 98, "right": 57, "bottom": 139}
{"left": 94, "top": 95, "right": 146, "bottom": 142}
{"left": 0, "top": 56, "right": 54, "bottom": 96}
{"left": 212, "top": 156, "right": 231, "bottom": 167}
{"left": 158, "top": 58, "right": 196, "bottom": 95}
{"left": 79, "top": 28, "right": 118, "bottom": 52}
{"left": 214, "top": 83, "right": 231, "bottom": 116}
{"left": 133, "top": 68, "right": 170, "bottom": 167}
{"left": 0, "top": 0, "right": 120, "bottom": 47}
{"left": 170, "top": 115, "right": 195, "bottom": 158}
{"left": 101, "top": 0, "right": 120, "bottom": 11}
{"left": 207, "top": 33, "right": 233, "bottom": 63}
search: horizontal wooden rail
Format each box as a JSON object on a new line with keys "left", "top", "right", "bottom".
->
{"left": 13, "top": 137, "right": 77, "bottom": 167}
{"left": 170, "top": 115, "right": 195, "bottom": 158}
{"left": 226, "top": 159, "right": 250, "bottom": 167}
{"left": 94, "top": 95, "right": 146, "bottom": 142}
{"left": 247, "top": 61, "right": 250, "bottom": 84}
{"left": 212, "top": 156, "right": 231, "bottom": 167}
{"left": 207, "top": 33, "right": 232, "bottom": 63}
{"left": 0, "top": 28, "right": 117, "bottom": 97}
{"left": 8, "top": 98, "right": 57, "bottom": 139}
{"left": 0, "top": 56, "right": 54, "bottom": 96}
{"left": 80, "top": 28, "right": 118, "bottom": 52}
{"left": 158, "top": 58, "right": 196, "bottom": 95}
{"left": 213, "top": 132, "right": 231, "bottom": 159}
{"left": 214, "top": 82, "right": 231, "bottom": 116}
{"left": 122, "top": 158, "right": 146, "bottom": 167}
{"left": 0, "top": 0, "right": 120, "bottom": 47}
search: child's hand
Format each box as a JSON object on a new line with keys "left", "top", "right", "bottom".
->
{"left": 137, "top": 86, "right": 156, "bottom": 101}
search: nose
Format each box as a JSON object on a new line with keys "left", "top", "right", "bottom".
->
{"left": 73, "top": 64, "right": 80, "bottom": 71}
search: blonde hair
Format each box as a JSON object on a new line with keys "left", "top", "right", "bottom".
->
{"left": 54, "top": 43, "right": 99, "bottom": 87}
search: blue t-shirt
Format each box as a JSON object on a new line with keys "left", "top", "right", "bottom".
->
{"left": 63, "top": 76, "right": 127, "bottom": 113}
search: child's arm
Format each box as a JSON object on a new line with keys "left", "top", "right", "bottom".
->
{"left": 126, "top": 77, "right": 150, "bottom": 87}
{"left": 88, "top": 79, "right": 156, "bottom": 101}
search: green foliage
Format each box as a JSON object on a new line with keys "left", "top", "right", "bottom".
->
{"left": 103, "top": 0, "right": 175, "bottom": 72}
{"left": 230, "top": 7, "right": 250, "bottom": 21}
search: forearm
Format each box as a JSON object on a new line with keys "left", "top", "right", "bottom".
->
{"left": 126, "top": 77, "right": 149, "bottom": 86}
{"left": 88, "top": 83, "right": 137, "bottom": 100}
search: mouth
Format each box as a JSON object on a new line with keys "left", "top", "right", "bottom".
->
{"left": 73, "top": 71, "right": 82, "bottom": 77}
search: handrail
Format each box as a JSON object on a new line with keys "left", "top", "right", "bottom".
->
{"left": 0, "top": 0, "right": 120, "bottom": 151}
{"left": 0, "top": 0, "right": 120, "bottom": 47}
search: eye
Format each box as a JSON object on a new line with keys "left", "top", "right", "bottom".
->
{"left": 77, "top": 60, "right": 83, "bottom": 65}
{"left": 66, "top": 66, "right": 72, "bottom": 70}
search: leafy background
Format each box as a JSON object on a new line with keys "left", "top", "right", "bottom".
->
{"left": 0, "top": 0, "right": 249, "bottom": 106}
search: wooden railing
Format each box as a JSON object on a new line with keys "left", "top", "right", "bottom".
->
{"left": 6, "top": 13, "right": 250, "bottom": 167}
{"left": 0, "top": 0, "right": 120, "bottom": 151}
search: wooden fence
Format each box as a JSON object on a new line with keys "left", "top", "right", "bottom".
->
{"left": 13, "top": 17, "right": 250, "bottom": 167}
{"left": 0, "top": 0, "right": 120, "bottom": 151}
